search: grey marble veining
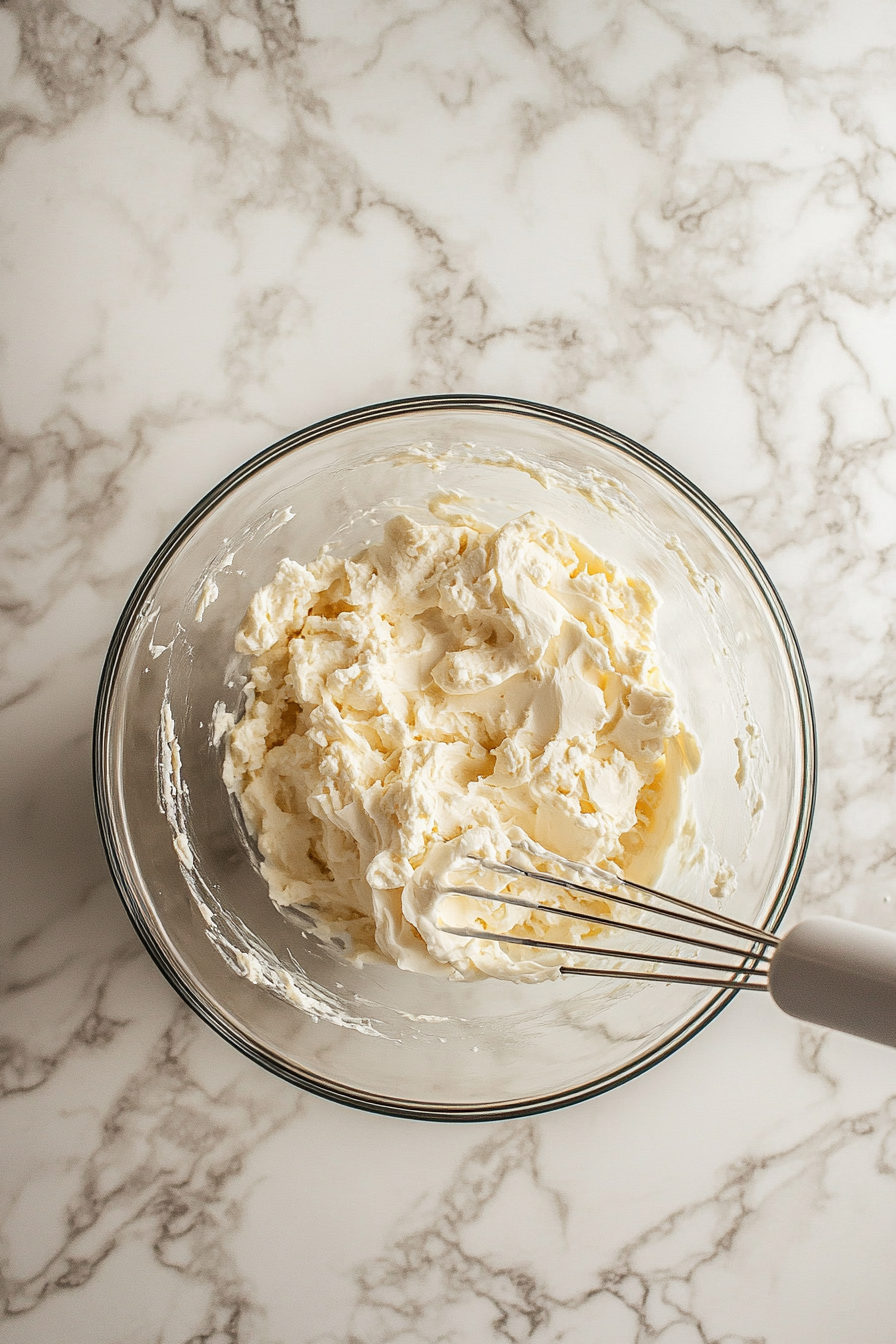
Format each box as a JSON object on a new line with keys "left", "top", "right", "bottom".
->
{"left": 3, "top": 2, "right": 896, "bottom": 1340}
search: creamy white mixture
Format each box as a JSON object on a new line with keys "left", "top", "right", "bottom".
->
{"left": 226, "top": 503, "right": 697, "bottom": 982}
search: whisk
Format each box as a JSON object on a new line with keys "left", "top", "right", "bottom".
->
{"left": 437, "top": 847, "right": 896, "bottom": 1050}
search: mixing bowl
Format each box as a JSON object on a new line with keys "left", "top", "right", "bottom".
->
{"left": 94, "top": 395, "right": 815, "bottom": 1120}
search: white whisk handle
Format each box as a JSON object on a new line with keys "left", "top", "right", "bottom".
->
{"left": 769, "top": 916, "right": 896, "bottom": 1048}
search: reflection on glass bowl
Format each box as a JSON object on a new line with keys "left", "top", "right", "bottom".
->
{"left": 94, "top": 395, "right": 815, "bottom": 1121}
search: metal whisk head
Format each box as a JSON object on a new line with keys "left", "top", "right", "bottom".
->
{"left": 437, "top": 845, "right": 777, "bottom": 990}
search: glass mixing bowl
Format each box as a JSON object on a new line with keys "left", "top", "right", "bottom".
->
{"left": 94, "top": 395, "right": 815, "bottom": 1120}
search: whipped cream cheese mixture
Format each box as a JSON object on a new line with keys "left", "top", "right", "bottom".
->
{"left": 225, "top": 502, "right": 697, "bottom": 982}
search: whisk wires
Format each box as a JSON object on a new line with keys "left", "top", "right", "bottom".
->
{"left": 436, "top": 851, "right": 775, "bottom": 991}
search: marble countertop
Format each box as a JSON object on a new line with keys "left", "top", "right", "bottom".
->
{"left": 3, "top": 2, "right": 896, "bottom": 1340}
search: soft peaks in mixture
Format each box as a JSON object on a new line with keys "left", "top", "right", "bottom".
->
{"left": 226, "top": 505, "right": 694, "bottom": 981}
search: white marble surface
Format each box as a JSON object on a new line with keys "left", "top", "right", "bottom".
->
{"left": 3, "top": 1, "right": 896, "bottom": 1339}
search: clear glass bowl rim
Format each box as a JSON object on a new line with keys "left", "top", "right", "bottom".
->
{"left": 93, "top": 393, "right": 817, "bottom": 1122}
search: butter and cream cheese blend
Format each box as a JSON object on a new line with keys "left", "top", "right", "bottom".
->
{"left": 226, "top": 505, "right": 696, "bottom": 982}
